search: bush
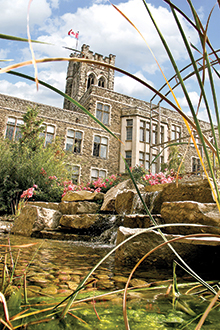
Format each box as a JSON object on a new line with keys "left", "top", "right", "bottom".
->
{"left": 0, "top": 107, "right": 70, "bottom": 214}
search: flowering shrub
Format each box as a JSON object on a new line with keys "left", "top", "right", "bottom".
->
{"left": 62, "top": 174, "right": 122, "bottom": 197}
{"left": 15, "top": 185, "right": 38, "bottom": 217}
{"left": 142, "top": 172, "right": 175, "bottom": 186}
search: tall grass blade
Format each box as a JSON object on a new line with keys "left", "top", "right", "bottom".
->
{"left": 0, "top": 34, "right": 52, "bottom": 44}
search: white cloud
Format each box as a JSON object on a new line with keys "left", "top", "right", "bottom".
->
{"left": 0, "top": 0, "right": 52, "bottom": 34}
{"left": 177, "top": 91, "right": 206, "bottom": 109}
{"left": 115, "top": 71, "right": 154, "bottom": 99}
{"left": 0, "top": 77, "right": 63, "bottom": 107}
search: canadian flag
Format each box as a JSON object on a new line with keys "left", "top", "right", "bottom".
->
{"left": 68, "top": 29, "right": 79, "bottom": 39}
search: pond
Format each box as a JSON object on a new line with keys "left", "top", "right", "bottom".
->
{"left": 0, "top": 233, "right": 220, "bottom": 329}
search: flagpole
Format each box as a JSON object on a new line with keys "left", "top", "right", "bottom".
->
{"left": 76, "top": 31, "right": 79, "bottom": 50}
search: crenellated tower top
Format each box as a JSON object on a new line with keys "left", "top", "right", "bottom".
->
{"left": 63, "top": 44, "right": 116, "bottom": 110}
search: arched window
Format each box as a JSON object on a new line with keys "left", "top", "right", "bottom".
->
{"left": 87, "top": 73, "right": 95, "bottom": 89}
{"left": 98, "top": 76, "right": 105, "bottom": 88}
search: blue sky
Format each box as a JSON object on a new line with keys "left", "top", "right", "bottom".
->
{"left": 0, "top": 0, "right": 219, "bottom": 122}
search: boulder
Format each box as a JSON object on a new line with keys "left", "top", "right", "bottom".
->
{"left": 11, "top": 204, "right": 62, "bottom": 236}
{"left": 60, "top": 214, "right": 99, "bottom": 229}
{"left": 123, "top": 214, "right": 154, "bottom": 228}
{"left": 115, "top": 226, "right": 220, "bottom": 272}
{"left": 115, "top": 190, "right": 136, "bottom": 214}
{"left": 59, "top": 214, "right": 120, "bottom": 235}
{"left": 101, "top": 179, "right": 145, "bottom": 213}
{"left": 59, "top": 201, "right": 100, "bottom": 215}
{"left": 61, "top": 190, "right": 104, "bottom": 202}
{"left": 161, "top": 201, "right": 220, "bottom": 235}
{"left": 144, "top": 177, "right": 216, "bottom": 214}
{"left": 28, "top": 201, "right": 60, "bottom": 211}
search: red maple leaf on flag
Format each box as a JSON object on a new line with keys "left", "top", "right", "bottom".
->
{"left": 68, "top": 29, "right": 79, "bottom": 39}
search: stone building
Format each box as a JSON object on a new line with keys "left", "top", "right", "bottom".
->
{"left": 0, "top": 44, "right": 212, "bottom": 184}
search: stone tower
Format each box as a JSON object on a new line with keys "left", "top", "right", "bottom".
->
{"left": 63, "top": 44, "right": 116, "bottom": 110}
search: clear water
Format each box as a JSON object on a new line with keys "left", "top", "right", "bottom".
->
{"left": 0, "top": 233, "right": 220, "bottom": 329}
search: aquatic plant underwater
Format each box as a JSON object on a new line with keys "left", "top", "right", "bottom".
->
{"left": 1, "top": 0, "right": 220, "bottom": 328}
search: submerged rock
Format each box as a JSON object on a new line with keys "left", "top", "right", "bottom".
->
{"left": 115, "top": 226, "right": 220, "bottom": 273}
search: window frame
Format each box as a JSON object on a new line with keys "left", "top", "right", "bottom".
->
{"left": 40, "top": 124, "right": 56, "bottom": 146}
{"left": 171, "top": 124, "right": 181, "bottom": 142}
{"left": 126, "top": 119, "right": 133, "bottom": 141}
{"left": 96, "top": 102, "right": 110, "bottom": 125}
{"left": 125, "top": 150, "right": 132, "bottom": 168}
{"left": 93, "top": 134, "right": 108, "bottom": 159}
{"left": 65, "top": 128, "right": 83, "bottom": 154}
{"left": 192, "top": 157, "right": 201, "bottom": 175}
{"left": 91, "top": 168, "right": 107, "bottom": 181}
{"left": 66, "top": 164, "right": 81, "bottom": 184}
{"left": 5, "top": 117, "right": 24, "bottom": 141}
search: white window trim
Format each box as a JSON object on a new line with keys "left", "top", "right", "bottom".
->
{"left": 65, "top": 127, "right": 84, "bottom": 153}
{"left": 95, "top": 100, "right": 111, "bottom": 126}
{"left": 90, "top": 167, "right": 107, "bottom": 181}
{"left": 5, "top": 116, "right": 24, "bottom": 141}
{"left": 92, "top": 133, "right": 109, "bottom": 159}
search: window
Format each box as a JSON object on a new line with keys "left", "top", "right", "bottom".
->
{"left": 160, "top": 126, "right": 164, "bottom": 144}
{"left": 125, "top": 151, "right": 132, "bottom": 168}
{"left": 87, "top": 73, "right": 95, "bottom": 89}
{"left": 126, "top": 119, "right": 133, "bottom": 141}
{"left": 5, "top": 117, "right": 24, "bottom": 141}
{"left": 192, "top": 131, "right": 200, "bottom": 144}
{"left": 151, "top": 156, "right": 157, "bottom": 174}
{"left": 171, "top": 124, "right": 181, "bottom": 142}
{"left": 192, "top": 157, "right": 201, "bottom": 175}
{"left": 139, "top": 152, "right": 150, "bottom": 170}
{"left": 40, "top": 125, "right": 55, "bottom": 146}
{"left": 66, "top": 165, "right": 80, "bottom": 184}
{"left": 98, "top": 76, "right": 105, "bottom": 87}
{"left": 139, "top": 151, "right": 144, "bottom": 166}
{"left": 93, "top": 135, "right": 108, "bottom": 158}
{"left": 65, "top": 129, "right": 82, "bottom": 153}
{"left": 96, "top": 103, "right": 110, "bottom": 125}
{"left": 139, "top": 121, "right": 150, "bottom": 143}
{"left": 91, "top": 168, "right": 107, "bottom": 181}
{"left": 145, "top": 153, "right": 150, "bottom": 170}
{"left": 152, "top": 124, "right": 158, "bottom": 144}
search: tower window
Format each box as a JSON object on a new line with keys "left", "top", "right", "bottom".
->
{"left": 98, "top": 76, "right": 105, "bottom": 88}
{"left": 87, "top": 73, "right": 95, "bottom": 89}
{"left": 96, "top": 103, "right": 110, "bottom": 125}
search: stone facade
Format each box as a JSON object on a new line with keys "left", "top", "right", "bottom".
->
{"left": 0, "top": 44, "right": 214, "bottom": 183}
